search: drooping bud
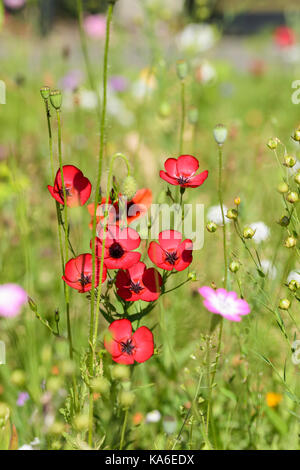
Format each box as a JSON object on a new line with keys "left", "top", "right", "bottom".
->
{"left": 234, "top": 197, "right": 241, "bottom": 206}
{"left": 284, "top": 236, "right": 297, "bottom": 248}
{"left": 278, "top": 298, "right": 291, "bottom": 310}
{"left": 121, "top": 175, "right": 137, "bottom": 200}
{"left": 50, "top": 89, "right": 62, "bottom": 110}
{"left": 176, "top": 60, "right": 188, "bottom": 80}
{"left": 229, "top": 261, "right": 240, "bottom": 273}
{"left": 40, "top": 86, "right": 50, "bottom": 100}
{"left": 206, "top": 221, "right": 217, "bottom": 233}
{"left": 226, "top": 208, "right": 238, "bottom": 220}
{"left": 278, "top": 215, "right": 290, "bottom": 227}
{"left": 277, "top": 182, "right": 289, "bottom": 194}
{"left": 286, "top": 191, "right": 299, "bottom": 204}
{"left": 243, "top": 227, "right": 255, "bottom": 239}
{"left": 283, "top": 155, "right": 296, "bottom": 168}
{"left": 288, "top": 279, "right": 300, "bottom": 291}
{"left": 294, "top": 172, "right": 300, "bottom": 185}
{"left": 188, "top": 107, "right": 199, "bottom": 125}
{"left": 267, "top": 138, "right": 278, "bottom": 150}
{"left": 213, "top": 124, "right": 227, "bottom": 145}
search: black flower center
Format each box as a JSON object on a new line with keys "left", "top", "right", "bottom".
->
{"left": 120, "top": 338, "right": 135, "bottom": 355}
{"left": 78, "top": 273, "right": 91, "bottom": 286}
{"left": 58, "top": 186, "right": 72, "bottom": 201}
{"left": 109, "top": 242, "right": 124, "bottom": 259}
{"left": 177, "top": 175, "right": 190, "bottom": 185}
{"left": 130, "top": 281, "right": 143, "bottom": 294}
{"left": 165, "top": 251, "right": 178, "bottom": 265}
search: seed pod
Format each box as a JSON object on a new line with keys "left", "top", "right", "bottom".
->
{"left": 278, "top": 215, "right": 290, "bottom": 227}
{"left": 294, "top": 172, "right": 300, "bottom": 185}
{"left": 40, "top": 86, "right": 50, "bottom": 100}
{"left": 277, "top": 182, "right": 289, "bottom": 194}
{"left": 213, "top": 124, "right": 227, "bottom": 145}
{"left": 229, "top": 261, "right": 240, "bottom": 273}
{"left": 50, "top": 89, "right": 62, "bottom": 110}
{"left": 288, "top": 280, "right": 300, "bottom": 291}
{"left": 122, "top": 176, "right": 137, "bottom": 200}
{"left": 206, "top": 222, "right": 217, "bottom": 233}
{"left": 283, "top": 155, "right": 296, "bottom": 168}
{"left": 243, "top": 227, "right": 255, "bottom": 239}
{"left": 267, "top": 138, "right": 278, "bottom": 150}
{"left": 286, "top": 191, "right": 299, "bottom": 203}
{"left": 226, "top": 208, "right": 238, "bottom": 220}
{"left": 284, "top": 236, "right": 297, "bottom": 248}
{"left": 176, "top": 60, "right": 188, "bottom": 80}
{"left": 278, "top": 298, "right": 290, "bottom": 310}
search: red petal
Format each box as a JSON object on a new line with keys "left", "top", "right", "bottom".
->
{"left": 55, "top": 165, "right": 81, "bottom": 187}
{"left": 47, "top": 185, "right": 64, "bottom": 205}
{"left": 142, "top": 268, "right": 162, "bottom": 292}
{"left": 116, "top": 269, "right": 131, "bottom": 289}
{"left": 112, "top": 353, "right": 135, "bottom": 365}
{"left": 148, "top": 241, "right": 165, "bottom": 266}
{"left": 159, "top": 171, "right": 179, "bottom": 186}
{"left": 105, "top": 251, "right": 141, "bottom": 270}
{"left": 118, "top": 227, "right": 141, "bottom": 251}
{"left": 159, "top": 230, "right": 182, "bottom": 251}
{"left": 133, "top": 327, "right": 154, "bottom": 363}
{"left": 127, "top": 262, "right": 146, "bottom": 282}
{"left": 187, "top": 170, "right": 208, "bottom": 188}
{"left": 164, "top": 158, "right": 178, "bottom": 177}
{"left": 104, "top": 319, "right": 132, "bottom": 359}
{"left": 176, "top": 155, "right": 199, "bottom": 177}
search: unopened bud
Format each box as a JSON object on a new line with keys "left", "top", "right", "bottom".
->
{"left": 278, "top": 215, "right": 290, "bottom": 227}
{"left": 278, "top": 298, "right": 290, "bottom": 310}
{"left": 284, "top": 236, "right": 297, "bottom": 248}
{"left": 121, "top": 176, "right": 137, "bottom": 201}
{"left": 277, "top": 182, "right": 289, "bottom": 194}
{"left": 288, "top": 279, "right": 300, "bottom": 291}
{"left": 188, "top": 272, "right": 197, "bottom": 281}
{"left": 213, "top": 124, "right": 227, "bottom": 145}
{"left": 119, "top": 390, "right": 135, "bottom": 408}
{"left": 286, "top": 191, "right": 299, "bottom": 203}
{"left": 229, "top": 261, "right": 240, "bottom": 273}
{"left": 27, "top": 297, "right": 38, "bottom": 314}
{"left": 226, "top": 208, "right": 238, "bottom": 220}
{"left": 176, "top": 60, "right": 188, "bottom": 80}
{"left": 294, "top": 172, "right": 300, "bottom": 185}
{"left": 292, "top": 129, "right": 300, "bottom": 142}
{"left": 112, "top": 365, "right": 130, "bottom": 381}
{"left": 40, "top": 86, "right": 50, "bottom": 100}
{"left": 73, "top": 414, "right": 89, "bottom": 431}
{"left": 188, "top": 107, "right": 199, "bottom": 125}
{"left": 243, "top": 227, "right": 255, "bottom": 239}
{"left": 267, "top": 138, "right": 278, "bottom": 150}
{"left": 90, "top": 377, "right": 110, "bottom": 394}
{"left": 206, "top": 222, "right": 217, "bottom": 233}
{"left": 234, "top": 197, "right": 241, "bottom": 206}
{"left": 283, "top": 155, "right": 296, "bottom": 168}
{"left": 50, "top": 89, "right": 62, "bottom": 110}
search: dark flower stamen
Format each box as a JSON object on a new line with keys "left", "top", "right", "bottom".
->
{"left": 109, "top": 242, "right": 124, "bottom": 259}
{"left": 130, "top": 281, "right": 143, "bottom": 294}
{"left": 58, "top": 187, "right": 72, "bottom": 200}
{"left": 120, "top": 338, "right": 135, "bottom": 355}
{"left": 165, "top": 251, "right": 178, "bottom": 265}
{"left": 78, "top": 273, "right": 91, "bottom": 286}
{"left": 177, "top": 175, "right": 191, "bottom": 185}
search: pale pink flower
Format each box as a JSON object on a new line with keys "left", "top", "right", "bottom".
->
{"left": 83, "top": 14, "right": 106, "bottom": 39}
{"left": 0, "top": 283, "right": 27, "bottom": 317}
{"left": 198, "top": 286, "right": 250, "bottom": 322}
{"left": 4, "top": 0, "right": 26, "bottom": 9}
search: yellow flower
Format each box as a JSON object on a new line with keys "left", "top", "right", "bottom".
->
{"left": 266, "top": 392, "right": 282, "bottom": 408}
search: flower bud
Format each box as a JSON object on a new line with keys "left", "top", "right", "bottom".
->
{"left": 119, "top": 390, "right": 135, "bottom": 408}
{"left": 27, "top": 296, "right": 37, "bottom": 313}
{"left": 283, "top": 155, "right": 296, "bottom": 168}
{"left": 188, "top": 107, "right": 199, "bottom": 125}
{"left": 234, "top": 197, "right": 241, "bottom": 206}
{"left": 277, "top": 182, "right": 289, "bottom": 194}
{"left": 90, "top": 377, "right": 110, "bottom": 394}
{"left": 292, "top": 129, "right": 300, "bottom": 142}
{"left": 278, "top": 298, "right": 290, "bottom": 310}
{"left": 288, "top": 279, "right": 300, "bottom": 291}
{"left": 159, "top": 102, "right": 171, "bottom": 118}
{"left": 176, "top": 60, "right": 188, "bottom": 80}
{"left": 267, "top": 138, "right": 278, "bottom": 150}
{"left": 294, "top": 172, "right": 300, "bottom": 185}
{"left": 40, "top": 86, "right": 50, "bottom": 100}
{"left": 188, "top": 272, "right": 197, "bottom": 281}
{"left": 284, "top": 236, "right": 297, "bottom": 248}
{"left": 243, "top": 227, "right": 255, "bottom": 239}
{"left": 73, "top": 414, "right": 89, "bottom": 431}
{"left": 213, "top": 124, "right": 227, "bottom": 145}
{"left": 112, "top": 364, "right": 130, "bottom": 381}
{"left": 229, "top": 261, "right": 240, "bottom": 273}
{"left": 278, "top": 215, "right": 290, "bottom": 227}
{"left": 121, "top": 176, "right": 137, "bottom": 201}
{"left": 286, "top": 191, "right": 299, "bottom": 203}
{"left": 11, "top": 370, "right": 26, "bottom": 387}
{"left": 206, "top": 222, "right": 217, "bottom": 233}
{"left": 50, "top": 89, "right": 62, "bottom": 110}
{"left": 226, "top": 208, "right": 238, "bottom": 220}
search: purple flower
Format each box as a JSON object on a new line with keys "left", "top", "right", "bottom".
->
{"left": 0, "top": 284, "right": 27, "bottom": 317}
{"left": 4, "top": 0, "right": 26, "bottom": 9}
{"left": 109, "top": 76, "right": 129, "bottom": 93}
{"left": 84, "top": 14, "right": 106, "bottom": 39}
{"left": 198, "top": 287, "right": 251, "bottom": 322}
{"left": 59, "top": 70, "right": 83, "bottom": 92}
{"left": 17, "top": 392, "right": 29, "bottom": 407}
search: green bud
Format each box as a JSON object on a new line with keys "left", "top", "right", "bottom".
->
{"left": 229, "top": 261, "right": 240, "bottom": 273}
{"left": 292, "top": 129, "right": 300, "bottom": 142}
{"left": 159, "top": 102, "right": 171, "bottom": 118}
{"left": 213, "top": 124, "right": 227, "bottom": 145}
{"left": 277, "top": 182, "right": 289, "bottom": 194}
{"left": 73, "top": 414, "right": 89, "bottom": 431}
{"left": 288, "top": 279, "right": 300, "bottom": 291}
{"left": 121, "top": 176, "right": 137, "bottom": 201}
{"left": 278, "top": 298, "right": 290, "bottom": 310}
{"left": 278, "top": 215, "right": 290, "bottom": 227}
{"left": 294, "top": 172, "right": 300, "bottom": 185}
{"left": 27, "top": 296, "right": 37, "bottom": 313}
{"left": 286, "top": 191, "right": 299, "bottom": 203}
{"left": 90, "top": 377, "right": 110, "bottom": 394}
{"left": 112, "top": 364, "right": 130, "bottom": 381}
{"left": 119, "top": 390, "right": 135, "bottom": 408}
{"left": 176, "top": 60, "right": 188, "bottom": 80}
{"left": 188, "top": 272, "right": 197, "bottom": 281}
{"left": 243, "top": 227, "right": 255, "bottom": 239}
{"left": 283, "top": 155, "right": 296, "bottom": 168}
{"left": 226, "top": 208, "right": 238, "bottom": 220}
{"left": 188, "top": 107, "right": 199, "bottom": 125}
{"left": 40, "top": 86, "right": 50, "bottom": 100}
{"left": 11, "top": 370, "right": 26, "bottom": 387}
{"left": 48, "top": 422, "right": 65, "bottom": 436}
{"left": 50, "top": 89, "right": 62, "bottom": 110}
{"left": 284, "top": 236, "right": 297, "bottom": 248}
{"left": 206, "top": 222, "right": 217, "bottom": 233}
{"left": 267, "top": 138, "right": 278, "bottom": 150}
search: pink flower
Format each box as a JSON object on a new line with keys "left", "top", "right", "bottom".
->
{"left": 274, "top": 26, "right": 296, "bottom": 48}
{"left": 198, "top": 286, "right": 250, "bottom": 322}
{"left": 0, "top": 283, "right": 27, "bottom": 317}
{"left": 84, "top": 14, "right": 106, "bottom": 39}
{"left": 4, "top": 0, "right": 26, "bottom": 9}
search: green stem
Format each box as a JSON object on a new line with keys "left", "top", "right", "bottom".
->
{"left": 179, "top": 80, "right": 185, "bottom": 155}
{"left": 218, "top": 145, "right": 228, "bottom": 287}
{"left": 120, "top": 408, "right": 129, "bottom": 450}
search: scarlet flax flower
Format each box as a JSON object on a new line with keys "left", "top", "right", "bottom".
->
{"left": 274, "top": 26, "right": 295, "bottom": 48}
{"left": 116, "top": 262, "right": 162, "bottom": 302}
{"left": 87, "top": 188, "right": 152, "bottom": 229}
{"left": 62, "top": 253, "right": 107, "bottom": 292}
{"left": 148, "top": 230, "right": 193, "bottom": 271}
{"left": 92, "top": 225, "right": 141, "bottom": 269}
{"left": 48, "top": 165, "right": 92, "bottom": 207}
{"left": 160, "top": 155, "right": 208, "bottom": 188}
{"left": 104, "top": 319, "right": 154, "bottom": 364}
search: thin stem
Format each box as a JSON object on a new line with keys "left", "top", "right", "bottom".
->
{"left": 218, "top": 145, "right": 228, "bottom": 287}
{"left": 120, "top": 408, "right": 129, "bottom": 450}
{"left": 179, "top": 80, "right": 185, "bottom": 154}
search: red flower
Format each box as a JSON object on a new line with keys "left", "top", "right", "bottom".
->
{"left": 87, "top": 189, "right": 152, "bottom": 229}
{"left": 274, "top": 26, "right": 295, "bottom": 48}
{"left": 159, "top": 155, "right": 208, "bottom": 188}
{"left": 148, "top": 230, "right": 193, "bottom": 271}
{"left": 62, "top": 253, "right": 107, "bottom": 293}
{"left": 116, "top": 262, "right": 162, "bottom": 302}
{"left": 104, "top": 319, "right": 154, "bottom": 364}
{"left": 48, "top": 165, "right": 92, "bottom": 207}
{"left": 91, "top": 225, "right": 141, "bottom": 270}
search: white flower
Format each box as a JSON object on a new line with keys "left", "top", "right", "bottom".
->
{"left": 177, "top": 24, "right": 216, "bottom": 55}
{"left": 260, "top": 260, "right": 277, "bottom": 280}
{"left": 207, "top": 205, "right": 229, "bottom": 225}
{"left": 145, "top": 410, "right": 161, "bottom": 423}
{"left": 250, "top": 221, "right": 270, "bottom": 244}
{"left": 196, "top": 60, "right": 216, "bottom": 84}
{"left": 18, "top": 437, "right": 40, "bottom": 451}
{"left": 18, "top": 445, "right": 34, "bottom": 450}
{"left": 287, "top": 270, "right": 300, "bottom": 283}
{"left": 78, "top": 89, "right": 98, "bottom": 110}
